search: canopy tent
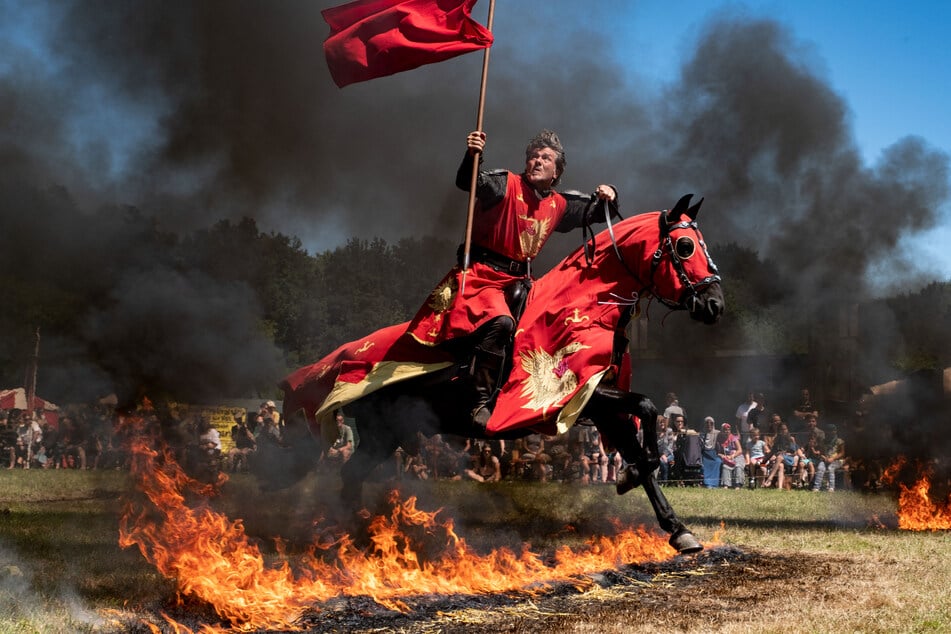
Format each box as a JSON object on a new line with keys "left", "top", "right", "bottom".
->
{"left": 0, "top": 388, "right": 60, "bottom": 425}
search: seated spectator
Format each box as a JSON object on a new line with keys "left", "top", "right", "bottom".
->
{"left": 227, "top": 414, "right": 257, "bottom": 472}
{"left": 422, "top": 434, "right": 464, "bottom": 480}
{"left": 322, "top": 411, "right": 354, "bottom": 466}
{"left": 40, "top": 420, "right": 59, "bottom": 469}
{"left": 57, "top": 415, "right": 87, "bottom": 470}
{"left": 190, "top": 417, "right": 223, "bottom": 481}
{"left": 800, "top": 434, "right": 824, "bottom": 489}
{"left": 572, "top": 423, "right": 607, "bottom": 483}
{"left": 763, "top": 423, "right": 798, "bottom": 489}
{"left": 545, "top": 433, "right": 572, "bottom": 481}
{"left": 655, "top": 415, "right": 676, "bottom": 485}
{"left": 560, "top": 434, "right": 591, "bottom": 484}
{"left": 513, "top": 433, "right": 547, "bottom": 480}
{"left": 403, "top": 448, "right": 431, "bottom": 480}
{"left": 464, "top": 444, "right": 501, "bottom": 482}
{"left": 0, "top": 412, "right": 17, "bottom": 469}
{"left": 745, "top": 428, "right": 769, "bottom": 487}
{"left": 795, "top": 413, "right": 825, "bottom": 448}
{"left": 812, "top": 424, "right": 845, "bottom": 492}
{"left": 14, "top": 410, "right": 43, "bottom": 469}
{"left": 255, "top": 413, "right": 282, "bottom": 445}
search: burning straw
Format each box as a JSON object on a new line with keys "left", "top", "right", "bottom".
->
{"left": 116, "top": 413, "right": 683, "bottom": 631}
{"left": 881, "top": 456, "right": 951, "bottom": 531}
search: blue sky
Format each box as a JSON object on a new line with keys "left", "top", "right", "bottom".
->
{"left": 589, "top": 0, "right": 951, "bottom": 280}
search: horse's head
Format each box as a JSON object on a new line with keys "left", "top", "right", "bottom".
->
{"left": 644, "top": 194, "right": 723, "bottom": 324}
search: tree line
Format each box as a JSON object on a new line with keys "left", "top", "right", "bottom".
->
{"left": 1, "top": 206, "right": 949, "bottom": 404}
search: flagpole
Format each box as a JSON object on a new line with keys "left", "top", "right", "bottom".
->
{"left": 460, "top": 0, "right": 496, "bottom": 293}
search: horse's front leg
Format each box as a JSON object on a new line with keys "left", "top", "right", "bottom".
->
{"left": 639, "top": 471, "right": 703, "bottom": 553}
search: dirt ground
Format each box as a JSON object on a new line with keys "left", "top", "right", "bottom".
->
{"left": 272, "top": 546, "right": 862, "bottom": 633}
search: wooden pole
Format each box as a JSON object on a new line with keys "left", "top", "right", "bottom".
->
{"left": 26, "top": 327, "right": 40, "bottom": 412}
{"left": 460, "top": 0, "right": 496, "bottom": 293}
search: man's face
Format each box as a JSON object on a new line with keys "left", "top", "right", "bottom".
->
{"left": 524, "top": 147, "right": 559, "bottom": 188}
{"left": 335, "top": 415, "right": 344, "bottom": 427}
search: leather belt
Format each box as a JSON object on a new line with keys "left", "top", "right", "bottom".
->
{"left": 459, "top": 245, "right": 529, "bottom": 276}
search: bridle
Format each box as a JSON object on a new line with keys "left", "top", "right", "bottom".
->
{"left": 650, "top": 209, "right": 721, "bottom": 310}
{"left": 582, "top": 195, "right": 720, "bottom": 313}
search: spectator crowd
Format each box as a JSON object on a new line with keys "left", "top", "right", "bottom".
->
{"left": 1, "top": 388, "right": 860, "bottom": 494}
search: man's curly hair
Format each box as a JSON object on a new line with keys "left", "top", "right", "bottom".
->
{"left": 525, "top": 129, "right": 566, "bottom": 186}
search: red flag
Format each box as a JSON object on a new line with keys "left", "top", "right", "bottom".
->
{"left": 322, "top": 0, "right": 493, "bottom": 88}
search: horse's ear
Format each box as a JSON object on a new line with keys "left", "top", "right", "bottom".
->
{"left": 686, "top": 196, "right": 704, "bottom": 221}
{"left": 670, "top": 194, "right": 694, "bottom": 221}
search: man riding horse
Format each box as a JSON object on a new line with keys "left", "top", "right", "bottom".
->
{"left": 407, "top": 129, "right": 619, "bottom": 431}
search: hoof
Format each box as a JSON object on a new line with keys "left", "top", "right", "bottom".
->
{"left": 669, "top": 528, "right": 703, "bottom": 554}
{"left": 615, "top": 465, "right": 642, "bottom": 495}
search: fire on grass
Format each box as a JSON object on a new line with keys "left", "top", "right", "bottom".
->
{"left": 116, "top": 410, "right": 690, "bottom": 632}
{"left": 881, "top": 456, "right": 951, "bottom": 531}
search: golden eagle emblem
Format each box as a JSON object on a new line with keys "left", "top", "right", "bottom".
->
{"left": 427, "top": 277, "right": 457, "bottom": 313}
{"left": 518, "top": 341, "right": 590, "bottom": 414}
{"left": 518, "top": 215, "right": 552, "bottom": 258}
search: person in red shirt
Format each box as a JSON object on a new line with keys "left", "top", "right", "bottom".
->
{"left": 408, "top": 129, "right": 618, "bottom": 430}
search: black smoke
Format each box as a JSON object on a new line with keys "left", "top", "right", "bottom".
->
{"left": 1, "top": 2, "right": 948, "bottom": 419}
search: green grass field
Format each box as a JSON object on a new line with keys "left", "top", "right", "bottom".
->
{"left": 0, "top": 470, "right": 947, "bottom": 632}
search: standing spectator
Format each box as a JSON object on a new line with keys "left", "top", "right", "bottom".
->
{"left": 793, "top": 388, "right": 818, "bottom": 423}
{"left": 746, "top": 393, "right": 769, "bottom": 439}
{"left": 669, "top": 413, "right": 690, "bottom": 483}
{"left": 663, "top": 392, "right": 685, "bottom": 421}
{"left": 323, "top": 411, "right": 354, "bottom": 465}
{"left": 735, "top": 391, "right": 757, "bottom": 445}
{"left": 699, "top": 416, "right": 721, "bottom": 488}
{"left": 717, "top": 422, "right": 745, "bottom": 489}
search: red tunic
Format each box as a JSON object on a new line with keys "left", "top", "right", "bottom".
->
{"left": 408, "top": 172, "right": 568, "bottom": 346}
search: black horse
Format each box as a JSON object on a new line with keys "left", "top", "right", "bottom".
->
{"left": 274, "top": 195, "right": 724, "bottom": 554}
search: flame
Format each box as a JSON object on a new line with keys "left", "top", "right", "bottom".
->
{"left": 880, "top": 457, "right": 951, "bottom": 531}
{"left": 117, "top": 416, "right": 684, "bottom": 631}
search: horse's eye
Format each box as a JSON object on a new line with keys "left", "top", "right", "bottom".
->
{"left": 674, "top": 236, "right": 695, "bottom": 259}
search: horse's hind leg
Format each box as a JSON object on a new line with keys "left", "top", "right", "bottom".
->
{"left": 587, "top": 386, "right": 660, "bottom": 493}
{"left": 587, "top": 386, "right": 702, "bottom": 554}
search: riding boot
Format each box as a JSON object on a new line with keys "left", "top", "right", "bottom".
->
{"left": 470, "top": 348, "right": 505, "bottom": 431}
